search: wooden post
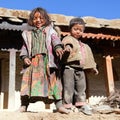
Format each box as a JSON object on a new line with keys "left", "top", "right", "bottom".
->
{"left": 45, "top": 104, "right": 50, "bottom": 109}
{"left": 104, "top": 55, "right": 115, "bottom": 96}
{"left": 84, "top": 71, "right": 89, "bottom": 99}
{"left": 0, "top": 58, "right": 5, "bottom": 110}
{"left": 8, "top": 49, "right": 16, "bottom": 110}
{"left": 0, "top": 59, "right": 2, "bottom": 109}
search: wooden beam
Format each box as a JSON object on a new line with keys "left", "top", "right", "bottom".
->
{"left": 104, "top": 55, "right": 115, "bottom": 96}
{"left": 8, "top": 49, "right": 16, "bottom": 110}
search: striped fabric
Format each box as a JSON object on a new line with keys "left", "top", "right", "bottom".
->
{"left": 31, "top": 27, "right": 47, "bottom": 56}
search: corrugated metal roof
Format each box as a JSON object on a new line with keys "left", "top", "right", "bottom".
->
{"left": 0, "top": 21, "right": 33, "bottom": 31}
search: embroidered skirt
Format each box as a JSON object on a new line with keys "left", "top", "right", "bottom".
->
{"left": 20, "top": 54, "right": 62, "bottom": 100}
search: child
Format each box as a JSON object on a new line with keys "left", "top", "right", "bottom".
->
{"left": 19, "top": 7, "right": 69, "bottom": 114}
{"left": 62, "top": 17, "right": 98, "bottom": 115}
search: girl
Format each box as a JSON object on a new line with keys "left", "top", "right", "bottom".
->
{"left": 19, "top": 7, "right": 69, "bottom": 114}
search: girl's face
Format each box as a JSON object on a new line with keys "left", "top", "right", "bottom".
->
{"left": 33, "top": 11, "right": 46, "bottom": 28}
{"left": 70, "top": 24, "right": 84, "bottom": 39}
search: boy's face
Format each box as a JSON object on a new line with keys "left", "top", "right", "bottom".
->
{"left": 33, "top": 11, "right": 46, "bottom": 28}
{"left": 70, "top": 24, "right": 84, "bottom": 39}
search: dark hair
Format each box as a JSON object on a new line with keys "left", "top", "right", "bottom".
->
{"left": 27, "top": 7, "right": 51, "bottom": 26}
{"left": 69, "top": 17, "right": 86, "bottom": 30}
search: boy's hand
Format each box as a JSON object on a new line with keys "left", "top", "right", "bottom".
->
{"left": 92, "top": 68, "right": 99, "bottom": 75}
{"left": 64, "top": 45, "right": 72, "bottom": 52}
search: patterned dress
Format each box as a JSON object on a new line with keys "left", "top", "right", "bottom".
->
{"left": 20, "top": 25, "right": 62, "bottom": 100}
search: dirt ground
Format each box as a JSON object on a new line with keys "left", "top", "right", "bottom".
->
{"left": 0, "top": 110, "right": 120, "bottom": 120}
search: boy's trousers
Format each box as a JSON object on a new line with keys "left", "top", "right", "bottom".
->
{"left": 62, "top": 66, "right": 86, "bottom": 107}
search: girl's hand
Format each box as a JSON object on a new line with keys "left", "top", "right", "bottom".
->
{"left": 24, "top": 57, "right": 31, "bottom": 66}
{"left": 56, "top": 47, "right": 64, "bottom": 60}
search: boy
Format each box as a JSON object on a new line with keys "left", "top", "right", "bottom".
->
{"left": 62, "top": 17, "right": 98, "bottom": 115}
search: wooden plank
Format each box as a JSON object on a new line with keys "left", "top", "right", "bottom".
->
{"left": 104, "top": 55, "right": 115, "bottom": 96}
{"left": 8, "top": 49, "right": 16, "bottom": 110}
{"left": 84, "top": 71, "right": 89, "bottom": 99}
{"left": 45, "top": 104, "right": 50, "bottom": 109}
{"left": 4, "top": 92, "right": 8, "bottom": 109}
